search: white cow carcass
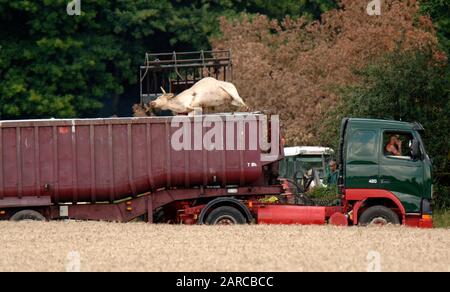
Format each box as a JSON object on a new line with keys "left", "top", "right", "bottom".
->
{"left": 150, "top": 77, "right": 248, "bottom": 115}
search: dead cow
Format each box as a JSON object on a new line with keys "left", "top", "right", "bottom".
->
{"left": 150, "top": 77, "right": 248, "bottom": 115}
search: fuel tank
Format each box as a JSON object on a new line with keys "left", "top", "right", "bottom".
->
{"left": 257, "top": 205, "right": 326, "bottom": 225}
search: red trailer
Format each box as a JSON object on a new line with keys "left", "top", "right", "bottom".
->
{"left": 0, "top": 113, "right": 293, "bottom": 224}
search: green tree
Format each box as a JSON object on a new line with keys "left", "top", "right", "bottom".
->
{"left": 238, "top": 0, "right": 337, "bottom": 19}
{"left": 420, "top": 0, "right": 450, "bottom": 55}
{"left": 0, "top": 0, "right": 337, "bottom": 119}
{"left": 169, "top": 0, "right": 337, "bottom": 52}
{"left": 0, "top": 0, "right": 173, "bottom": 118}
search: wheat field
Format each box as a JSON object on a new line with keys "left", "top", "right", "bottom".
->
{"left": 0, "top": 222, "right": 449, "bottom": 272}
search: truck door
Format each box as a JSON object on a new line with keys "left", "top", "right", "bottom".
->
{"left": 345, "top": 129, "right": 380, "bottom": 189}
{"left": 379, "top": 131, "right": 424, "bottom": 213}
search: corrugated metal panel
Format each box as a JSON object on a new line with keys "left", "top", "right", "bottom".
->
{"left": 0, "top": 115, "right": 266, "bottom": 204}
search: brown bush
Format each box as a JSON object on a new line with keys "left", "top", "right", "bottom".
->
{"left": 211, "top": 0, "right": 443, "bottom": 145}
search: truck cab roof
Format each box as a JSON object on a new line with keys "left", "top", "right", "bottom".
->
{"left": 347, "top": 118, "right": 424, "bottom": 131}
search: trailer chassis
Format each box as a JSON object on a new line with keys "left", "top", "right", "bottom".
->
{"left": 42, "top": 186, "right": 283, "bottom": 223}
{"left": 0, "top": 185, "right": 433, "bottom": 228}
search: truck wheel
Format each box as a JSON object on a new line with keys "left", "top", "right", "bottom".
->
{"left": 205, "top": 206, "right": 247, "bottom": 225}
{"left": 359, "top": 206, "right": 400, "bottom": 226}
{"left": 10, "top": 210, "right": 46, "bottom": 222}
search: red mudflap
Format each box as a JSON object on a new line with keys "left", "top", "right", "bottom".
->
{"left": 329, "top": 212, "right": 348, "bottom": 226}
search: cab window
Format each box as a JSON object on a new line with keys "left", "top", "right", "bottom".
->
{"left": 347, "top": 130, "right": 377, "bottom": 161}
{"left": 383, "top": 132, "right": 414, "bottom": 160}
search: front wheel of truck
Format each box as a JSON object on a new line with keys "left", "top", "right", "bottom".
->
{"left": 359, "top": 206, "right": 400, "bottom": 226}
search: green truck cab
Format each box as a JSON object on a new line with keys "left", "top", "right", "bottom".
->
{"left": 339, "top": 118, "right": 433, "bottom": 227}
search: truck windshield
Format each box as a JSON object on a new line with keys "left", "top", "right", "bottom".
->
{"left": 279, "top": 155, "right": 330, "bottom": 179}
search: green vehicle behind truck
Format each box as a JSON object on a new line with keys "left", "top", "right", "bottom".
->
{"left": 279, "top": 146, "right": 334, "bottom": 191}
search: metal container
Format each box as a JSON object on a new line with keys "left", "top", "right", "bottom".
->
{"left": 0, "top": 114, "right": 269, "bottom": 204}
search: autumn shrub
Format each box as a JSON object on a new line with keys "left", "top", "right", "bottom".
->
{"left": 211, "top": 0, "right": 443, "bottom": 145}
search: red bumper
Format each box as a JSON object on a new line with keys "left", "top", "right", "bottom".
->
{"left": 405, "top": 215, "right": 433, "bottom": 228}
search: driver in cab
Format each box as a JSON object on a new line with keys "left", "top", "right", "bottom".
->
{"left": 386, "top": 134, "right": 402, "bottom": 156}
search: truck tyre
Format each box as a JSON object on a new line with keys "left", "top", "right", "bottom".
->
{"left": 359, "top": 206, "right": 400, "bottom": 226}
{"left": 205, "top": 206, "right": 247, "bottom": 225}
{"left": 10, "top": 210, "right": 46, "bottom": 222}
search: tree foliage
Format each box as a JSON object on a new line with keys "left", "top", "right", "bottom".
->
{"left": 0, "top": 0, "right": 335, "bottom": 119}
{"left": 420, "top": 0, "right": 450, "bottom": 55}
{"left": 0, "top": 0, "right": 175, "bottom": 118}
{"left": 212, "top": 0, "right": 443, "bottom": 144}
{"left": 332, "top": 48, "right": 450, "bottom": 208}
{"left": 168, "top": 0, "right": 337, "bottom": 47}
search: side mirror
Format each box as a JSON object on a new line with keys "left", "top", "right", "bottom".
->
{"left": 411, "top": 139, "right": 421, "bottom": 159}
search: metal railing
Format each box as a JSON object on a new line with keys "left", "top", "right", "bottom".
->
{"left": 139, "top": 50, "right": 233, "bottom": 105}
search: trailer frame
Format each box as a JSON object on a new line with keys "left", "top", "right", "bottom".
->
{"left": 42, "top": 185, "right": 282, "bottom": 223}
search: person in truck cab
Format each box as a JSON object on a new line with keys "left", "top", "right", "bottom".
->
{"left": 385, "top": 134, "right": 402, "bottom": 156}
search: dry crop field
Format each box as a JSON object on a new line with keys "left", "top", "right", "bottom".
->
{"left": 0, "top": 222, "right": 449, "bottom": 272}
